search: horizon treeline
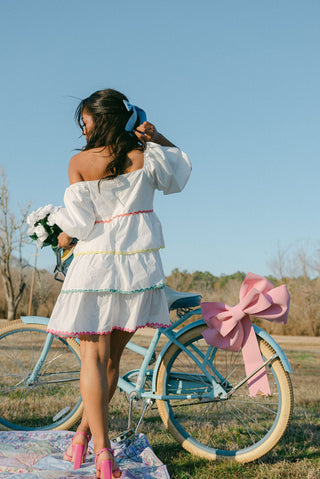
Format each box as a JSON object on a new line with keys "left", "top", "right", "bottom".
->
{"left": 166, "top": 268, "right": 320, "bottom": 336}
{"left": 0, "top": 266, "right": 319, "bottom": 336}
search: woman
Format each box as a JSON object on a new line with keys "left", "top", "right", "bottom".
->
{"left": 47, "top": 89, "right": 191, "bottom": 478}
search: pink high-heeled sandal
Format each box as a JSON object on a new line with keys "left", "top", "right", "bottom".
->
{"left": 63, "top": 431, "right": 90, "bottom": 469}
{"left": 95, "top": 448, "right": 121, "bottom": 479}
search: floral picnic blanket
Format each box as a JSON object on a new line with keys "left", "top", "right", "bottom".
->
{"left": 0, "top": 431, "right": 170, "bottom": 478}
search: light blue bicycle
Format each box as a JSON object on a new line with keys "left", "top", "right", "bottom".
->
{"left": 0, "top": 250, "right": 293, "bottom": 462}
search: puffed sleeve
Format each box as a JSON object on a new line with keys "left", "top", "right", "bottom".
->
{"left": 144, "top": 142, "right": 191, "bottom": 195}
{"left": 50, "top": 182, "right": 96, "bottom": 240}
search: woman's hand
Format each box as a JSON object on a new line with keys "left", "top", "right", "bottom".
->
{"left": 135, "top": 121, "right": 176, "bottom": 147}
{"left": 58, "top": 232, "right": 74, "bottom": 250}
{"left": 134, "top": 121, "right": 157, "bottom": 142}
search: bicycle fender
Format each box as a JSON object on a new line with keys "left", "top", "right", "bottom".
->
{"left": 252, "top": 324, "right": 293, "bottom": 374}
{"left": 182, "top": 320, "right": 293, "bottom": 374}
{"left": 21, "top": 316, "right": 50, "bottom": 326}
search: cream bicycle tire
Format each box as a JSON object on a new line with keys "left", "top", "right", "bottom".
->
{"left": 156, "top": 324, "right": 293, "bottom": 462}
{"left": 0, "top": 321, "right": 83, "bottom": 431}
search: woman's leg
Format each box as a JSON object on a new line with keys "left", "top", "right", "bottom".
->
{"left": 71, "top": 330, "right": 134, "bottom": 433}
{"left": 108, "top": 329, "right": 135, "bottom": 399}
{"left": 64, "top": 330, "right": 135, "bottom": 468}
{"left": 78, "top": 332, "right": 134, "bottom": 476}
{"left": 79, "top": 334, "right": 111, "bottom": 453}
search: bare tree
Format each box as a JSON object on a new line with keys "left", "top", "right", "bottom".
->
{"left": 268, "top": 243, "right": 288, "bottom": 281}
{"left": 0, "top": 168, "right": 31, "bottom": 320}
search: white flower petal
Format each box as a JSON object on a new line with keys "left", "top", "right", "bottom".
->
{"left": 27, "top": 211, "right": 37, "bottom": 225}
{"left": 47, "top": 213, "right": 56, "bottom": 227}
{"left": 37, "top": 208, "right": 48, "bottom": 220}
{"left": 34, "top": 224, "right": 46, "bottom": 237}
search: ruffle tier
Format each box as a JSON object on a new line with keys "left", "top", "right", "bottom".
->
{"left": 72, "top": 211, "right": 165, "bottom": 254}
{"left": 61, "top": 249, "right": 165, "bottom": 293}
{"left": 47, "top": 287, "right": 170, "bottom": 338}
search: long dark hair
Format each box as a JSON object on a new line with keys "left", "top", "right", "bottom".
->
{"left": 75, "top": 89, "right": 146, "bottom": 179}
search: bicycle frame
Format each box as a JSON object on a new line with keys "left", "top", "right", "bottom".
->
{"left": 5, "top": 265, "right": 292, "bottom": 458}
{"left": 21, "top": 311, "right": 292, "bottom": 403}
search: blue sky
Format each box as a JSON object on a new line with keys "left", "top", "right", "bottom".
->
{"left": 1, "top": 0, "right": 319, "bottom": 277}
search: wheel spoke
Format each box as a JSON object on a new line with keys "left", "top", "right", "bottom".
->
{"left": 0, "top": 325, "right": 82, "bottom": 429}
{"left": 230, "top": 403, "right": 269, "bottom": 434}
{"left": 156, "top": 324, "right": 293, "bottom": 461}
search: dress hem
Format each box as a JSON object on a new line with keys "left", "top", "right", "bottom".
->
{"left": 47, "top": 322, "right": 170, "bottom": 338}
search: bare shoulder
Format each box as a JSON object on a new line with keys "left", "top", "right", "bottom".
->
{"left": 69, "top": 150, "right": 91, "bottom": 167}
{"left": 68, "top": 151, "right": 93, "bottom": 184}
{"left": 69, "top": 148, "right": 111, "bottom": 182}
{"left": 68, "top": 147, "right": 145, "bottom": 183}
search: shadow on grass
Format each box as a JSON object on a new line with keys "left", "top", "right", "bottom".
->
{"left": 153, "top": 443, "right": 212, "bottom": 478}
{"left": 151, "top": 417, "right": 320, "bottom": 476}
{"left": 257, "top": 420, "right": 320, "bottom": 465}
{"left": 152, "top": 442, "right": 261, "bottom": 479}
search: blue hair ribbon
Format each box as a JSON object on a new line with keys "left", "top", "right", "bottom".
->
{"left": 123, "top": 100, "right": 147, "bottom": 133}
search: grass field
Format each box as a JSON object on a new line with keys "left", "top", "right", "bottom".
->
{"left": 0, "top": 322, "right": 319, "bottom": 478}
{"left": 110, "top": 332, "right": 320, "bottom": 479}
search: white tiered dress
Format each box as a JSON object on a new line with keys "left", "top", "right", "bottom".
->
{"left": 47, "top": 142, "right": 191, "bottom": 338}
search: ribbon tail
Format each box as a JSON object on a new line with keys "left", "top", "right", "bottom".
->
{"left": 241, "top": 316, "right": 271, "bottom": 397}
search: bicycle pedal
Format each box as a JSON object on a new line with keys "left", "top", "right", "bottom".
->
{"left": 111, "top": 429, "right": 135, "bottom": 444}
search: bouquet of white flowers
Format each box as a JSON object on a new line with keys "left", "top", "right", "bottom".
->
{"left": 27, "top": 204, "right": 62, "bottom": 249}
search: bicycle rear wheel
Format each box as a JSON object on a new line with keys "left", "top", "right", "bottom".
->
{"left": 0, "top": 321, "right": 83, "bottom": 430}
{"left": 156, "top": 324, "right": 293, "bottom": 462}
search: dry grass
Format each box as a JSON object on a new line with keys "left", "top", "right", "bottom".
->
{"left": 0, "top": 324, "right": 319, "bottom": 478}
{"left": 107, "top": 331, "right": 320, "bottom": 479}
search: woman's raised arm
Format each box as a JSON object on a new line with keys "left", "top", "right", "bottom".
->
{"left": 135, "top": 121, "right": 176, "bottom": 147}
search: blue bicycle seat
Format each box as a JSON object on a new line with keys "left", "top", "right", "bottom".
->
{"left": 165, "top": 286, "right": 201, "bottom": 310}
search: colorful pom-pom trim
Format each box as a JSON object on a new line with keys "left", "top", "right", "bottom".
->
{"left": 61, "top": 283, "right": 165, "bottom": 294}
{"left": 73, "top": 246, "right": 164, "bottom": 257}
{"left": 47, "top": 322, "right": 170, "bottom": 338}
{"left": 95, "top": 210, "right": 153, "bottom": 224}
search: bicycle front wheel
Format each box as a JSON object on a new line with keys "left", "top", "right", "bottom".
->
{"left": 0, "top": 321, "right": 83, "bottom": 430}
{"left": 156, "top": 324, "right": 293, "bottom": 462}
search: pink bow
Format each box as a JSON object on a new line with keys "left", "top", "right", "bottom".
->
{"left": 201, "top": 272, "right": 290, "bottom": 397}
